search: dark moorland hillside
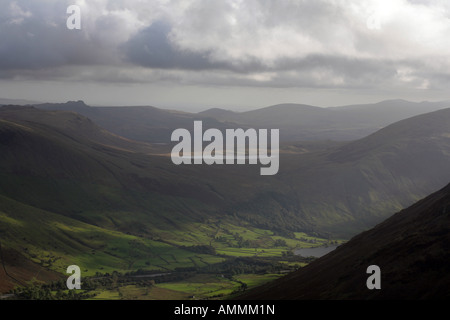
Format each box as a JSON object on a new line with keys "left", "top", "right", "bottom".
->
{"left": 2, "top": 106, "right": 450, "bottom": 238}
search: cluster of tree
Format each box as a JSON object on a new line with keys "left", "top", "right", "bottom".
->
{"left": 233, "top": 233, "right": 250, "bottom": 248}
{"left": 299, "top": 237, "right": 318, "bottom": 244}
{"left": 215, "top": 234, "right": 251, "bottom": 248}
{"left": 215, "top": 236, "right": 229, "bottom": 243}
{"left": 179, "top": 245, "right": 216, "bottom": 255}
{"left": 201, "top": 257, "right": 287, "bottom": 276}
{"left": 13, "top": 285, "right": 95, "bottom": 300}
{"left": 13, "top": 269, "right": 199, "bottom": 300}
{"left": 281, "top": 250, "right": 315, "bottom": 263}
{"left": 281, "top": 250, "right": 294, "bottom": 258}
{"left": 273, "top": 239, "right": 287, "bottom": 247}
{"left": 230, "top": 278, "right": 248, "bottom": 295}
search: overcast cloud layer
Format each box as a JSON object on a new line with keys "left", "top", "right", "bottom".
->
{"left": 1, "top": 0, "right": 450, "bottom": 108}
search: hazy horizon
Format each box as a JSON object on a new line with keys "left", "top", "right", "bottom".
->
{"left": 2, "top": 96, "right": 450, "bottom": 114}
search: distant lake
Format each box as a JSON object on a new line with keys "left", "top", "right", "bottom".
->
{"left": 294, "top": 245, "right": 338, "bottom": 258}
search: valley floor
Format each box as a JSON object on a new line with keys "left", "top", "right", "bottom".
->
{"left": 1, "top": 224, "right": 344, "bottom": 300}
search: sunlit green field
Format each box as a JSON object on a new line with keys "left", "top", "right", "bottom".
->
{"left": 88, "top": 273, "right": 285, "bottom": 300}
{"left": 1, "top": 192, "right": 342, "bottom": 300}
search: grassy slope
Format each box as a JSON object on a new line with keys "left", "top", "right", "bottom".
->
{"left": 0, "top": 114, "right": 222, "bottom": 292}
{"left": 0, "top": 194, "right": 224, "bottom": 275}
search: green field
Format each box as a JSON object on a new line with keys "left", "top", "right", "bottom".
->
{"left": 81, "top": 273, "right": 286, "bottom": 300}
{"left": 2, "top": 194, "right": 335, "bottom": 299}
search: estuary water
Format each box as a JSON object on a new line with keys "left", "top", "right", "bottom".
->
{"left": 294, "top": 245, "right": 338, "bottom": 258}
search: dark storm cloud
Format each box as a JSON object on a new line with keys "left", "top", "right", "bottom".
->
{"left": 121, "top": 20, "right": 268, "bottom": 73}
{"left": 122, "top": 20, "right": 220, "bottom": 71}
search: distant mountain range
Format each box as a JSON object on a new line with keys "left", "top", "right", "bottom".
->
{"left": 35, "top": 99, "right": 450, "bottom": 142}
{"left": 0, "top": 98, "right": 42, "bottom": 106}
{"left": 239, "top": 182, "right": 450, "bottom": 300}
{"left": 36, "top": 100, "right": 241, "bottom": 144}
{"left": 201, "top": 99, "right": 450, "bottom": 139}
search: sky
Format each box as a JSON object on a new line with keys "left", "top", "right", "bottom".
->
{"left": 1, "top": 0, "right": 450, "bottom": 112}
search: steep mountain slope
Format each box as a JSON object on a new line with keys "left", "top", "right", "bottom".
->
{"left": 0, "top": 106, "right": 226, "bottom": 227}
{"left": 238, "top": 182, "right": 450, "bottom": 300}
{"left": 229, "top": 108, "right": 450, "bottom": 237}
{"left": 0, "top": 105, "right": 157, "bottom": 153}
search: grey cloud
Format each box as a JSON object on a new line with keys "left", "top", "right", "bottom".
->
{"left": 121, "top": 18, "right": 396, "bottom": 82}
{"left": 122, "top": 20, "right": 216, "bottom": 70}
{"left": 122, "top": 25, "right": 402, "bottom": 89}
{"left": 121, "top": 20, "right": 267, "bottom": 73}
{"left": 0, "top": 0, "right": 124, "bottom": 74}
{"left": 0, "top": 1, "right": 69, "bottom": 70}
{"left": 0, "top": 0, "right": 449, "bottom": 95}
{"left": 274, "top": 55, "right": 397, "bottom": 78}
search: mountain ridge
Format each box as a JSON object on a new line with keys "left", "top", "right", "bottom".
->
{"left": 35, "top": 99, "right": 450, "bottom": 142}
